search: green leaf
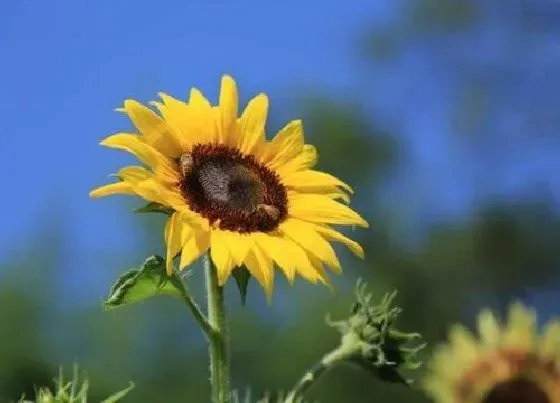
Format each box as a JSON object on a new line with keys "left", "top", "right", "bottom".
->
{"left": 133, "top": 202, "right": 174, "bottom": 216}
{"left": 232, "top": 265, "right": 251, "bottom": 306}
{"left": 104, "top": 255, "right": 186, "bottom": 310}
{"left": 101, "top": 382, "right": 135, "bottom": 403}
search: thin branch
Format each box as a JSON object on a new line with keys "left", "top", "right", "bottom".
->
{"left": 284, "top": 341, "right": 359, "bottom": 403}
{"left": 179, "top": 282, "right": 215, "bottom": 338}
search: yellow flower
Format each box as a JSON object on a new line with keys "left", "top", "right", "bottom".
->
{"left": 424, "top": 302, "right": 560, "bottom": 403}
{"left": 90, "top": 75, "right": 368, "bottom": 296}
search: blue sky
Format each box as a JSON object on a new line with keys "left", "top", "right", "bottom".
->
{"left": 2, "top": 0, "right": 560, "bottom": 309}
{"left": 0, "top": 0, "right": 385, "bottom": 253}
{"left": 0, "top": 0, "right": 400, "bottom": 303}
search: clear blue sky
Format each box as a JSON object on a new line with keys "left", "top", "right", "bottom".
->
{"left": 0, "top": 1, "right": 398, "bottom": 302}
{"left": 2, "top": 0, "right": 560, "bottom": 309}
{"left": 0, "top": 0, "right": 385, "bottom": 252}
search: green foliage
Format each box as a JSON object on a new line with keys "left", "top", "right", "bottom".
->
{"left": 19, "top": 367, "right": 133, "bottom": 403}
{"left": 104, "top": 255, "right": 187, "bottom": 310}
{"left": 232, "top": 388, "right": 315, "bottom": 403}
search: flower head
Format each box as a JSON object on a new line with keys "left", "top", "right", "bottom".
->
{"left": 327, "top": 280, "right": 425, "bottom": 385}
{"left": 91, "top": 75, "right": 368, "bottom": 296}
{"left": 424, "top": 302, "right": 560, "bottom": 403}
{"left": 22, "top": 366, "right": 133, "bottom": 403}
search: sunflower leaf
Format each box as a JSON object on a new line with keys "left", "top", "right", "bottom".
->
{"left": 232, "top": 265, "right": 251, "bottom": 306}
{"left": 104, "top": 255, "right": 186, "bottom": 310}
{"left": 133, "top": 202, "right": 174, "bottom": 216}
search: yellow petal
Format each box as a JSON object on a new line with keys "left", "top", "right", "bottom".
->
{"left": 239, "top": 93, "right": 268, "bottom": 155}
{"left": 165, "top": 212, "right": 185, "bottom": 275}
{"left": 123, "top": 99, "right": 183, "bottom": 157}
{"left": 306, "top": 254, "right": 333, "bottom": 290}
{"left": 423, "top": 377, "right": 455, "bottom": 403}
{"left": 189, "top": 91, "right": 219, "bottom": 144}
{"left": 90, "top": 165, "right": 155, "bottom": 199}
{"left": 210, "top": 230, "right": 237, "bottom": 286}
{"left": 243, "top": 242, "right": 274, "bottom": 301}
{"left": 288, "top": 192, "right": 368, "bottom": 228}
{"left": 282, "top": 170, "right": 353, "bottom": 194}
{"left": 289, "top": 250, "right": 327, "bottom": 286}
{"left": 265, "top": 120, "right": 304, "bottom": 168}
{"left": 540, "top": 320, "right": 560, "bottom": 357}
{"left": 319, "top": 192, "right": 351, "bottom": 204}
{"left": 223, "top": 232, "right": 252, "bottom": 268}
{"left": 133, "top": 181, "right": 201, "bottom": 228}
{"left": 117, "top": 165, "right": 153, "bottom": 183}
{"left": 133, "top": 179, "right": 174, "bottom": 206}
{"left": 448, "top": 325, "right": 480, "bottom": 367}
{"left": 219, "top": 75, "right": 239, "bottom": 146}
{"left": 153, "top": 93, "right": 195, "bottom": 150}
{"left": 89, "top": 182, "right": 135, "bottom": 198}
{"left": 157, "top": 93, "right": 186, "bottom": 109}
{"left": 503, "top": 302, "right": 536, "bottom": 349}
{"left": 252, "top": 232, "right": 297, "bottom": 284}
{"left": 477, "top": 309, "right": 501, "bottom": 347}
{"left": 289, "top": 245, "right": 321, "bottom": 284}
{"left": 314, "top": 226, "right": 364, "bottom": 258}
{"left": 101, "top": 133, "right": 158, "bottom": 166}
{"left": 189, "top": 88, "right": 212, "bottom": 108}
{"left": 279, "top": 218, "right": 341, "bottom": 273}
{"left": 275, "top": 144, "right": 318, "bottom": 177}
{"left": 100, "top": 133, "right": 179, "bottom": 184}
{"left": 429, "top": 346, "right": 457, "bottom": 381}
{"left": 180, "top": 229, "right": 210, "bottom": 269}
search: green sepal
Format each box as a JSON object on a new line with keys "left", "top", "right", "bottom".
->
{"left": 349, "top": 357, "right": 413, "bottom": 386}
{"left": 133, "top": 202, "right": 174, "bottom": 216}
{"left": 232, "top": 265, "right": 251, "bottom": 306}
{"left": 104, "top": 255, "right": 186, "bottom": 310}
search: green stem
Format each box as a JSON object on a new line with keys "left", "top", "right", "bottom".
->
{"left": 179, "top": 285, "right": 214, "bottom": 338}
{"left": 284, "top": 337, "right": 359, "bottom": 403}
{"left": 205, "top": 253, "right": 231, "bottom": 403}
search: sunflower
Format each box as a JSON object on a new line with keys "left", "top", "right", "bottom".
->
{"left": 90, "top": 75, "right": 368, "bottom": 296}
{"left": 424, "top": 302, "right": 560, "bottom": 403}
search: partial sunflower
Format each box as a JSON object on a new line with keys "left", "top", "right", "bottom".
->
{"left": 424, "top": 302, "right": 560, "bottom": 403}
{"left": 90, "top": 75, "right": 368, "bottom": 297}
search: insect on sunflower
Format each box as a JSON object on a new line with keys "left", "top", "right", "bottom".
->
{"left": 424, "top": 302, "right": 560, "bottom": 403}
{"left": 90, "top": 75, "right": 368, "bottom": 297}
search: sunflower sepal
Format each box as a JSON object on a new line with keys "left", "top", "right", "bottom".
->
{"left": 232, "top": 265, "right": 252, "bottom": 306}
{"left": 325, "top": 280, "right": 426, "bottom": 386}
{"left": 104, "top": 255, "right": 187, "bottom": 310}
{"left": 133, "top": 202, "right": 175, "bottom": 216}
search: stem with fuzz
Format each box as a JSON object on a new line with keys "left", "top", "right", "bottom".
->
{"left": 205, "top": 254, "right": 231, "bottom": 403}
{"left": 179, "top": 285, "right": 214, "bottom": 338}
{"left": 284, "top": 335, "right": 360, "bottom": 403}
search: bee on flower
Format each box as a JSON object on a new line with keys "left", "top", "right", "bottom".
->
{"left": 90, "top": 75, "right": 368, "bottom": 298}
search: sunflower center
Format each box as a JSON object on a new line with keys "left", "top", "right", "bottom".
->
{"left": 179, "top": 144, "right": 288, "bottom": 233}
{"left": 482, "top": 377, "right": 549, "bottom": 403}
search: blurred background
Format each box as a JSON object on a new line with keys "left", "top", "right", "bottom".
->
{"left": 2, "top": 0, "right": 560, "bottom": 401}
